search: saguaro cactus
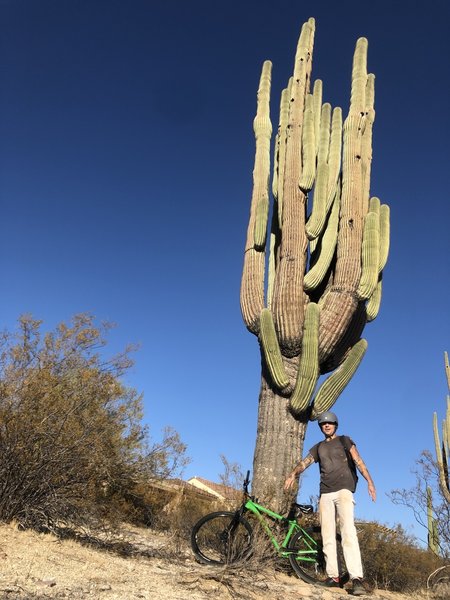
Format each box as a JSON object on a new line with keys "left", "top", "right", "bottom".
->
{"left": 433, "top": 351, "right": 450, "bottom": 504}
{"left": 240, "top": 18, "right": 390, "bottom": 509}
{"left": 427, "top": 486, "right": 440, "bottom": 555}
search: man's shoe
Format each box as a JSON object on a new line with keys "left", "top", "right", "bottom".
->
{"left": 351, "top": 578, "right": 366, "bottom": 596}
{"left": 324, "top": 577, "right": 341, "bottom": 587}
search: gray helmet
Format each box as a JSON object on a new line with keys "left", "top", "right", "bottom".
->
{"left": 317, "top": 411, "right": 338, "bottom": 426}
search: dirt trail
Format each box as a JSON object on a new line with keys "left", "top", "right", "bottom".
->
{"left": 0, "top": 523, "right": 427, "bottom": 599}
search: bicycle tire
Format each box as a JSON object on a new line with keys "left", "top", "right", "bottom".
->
{"left": 191, "top": 511, "right": 253, "bottom": 565}
{"left": 288, "top": 526, "right": 345, "bottom": 585}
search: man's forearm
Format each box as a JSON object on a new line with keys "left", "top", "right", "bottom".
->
{"left": 354, "top": 454, "right": 376, "bottom": 501}
{"left": 289, "top": 454, "right": 314, "bottom": 477}
{"left": 354, "top": 456, "right": 374, "bottom": 485}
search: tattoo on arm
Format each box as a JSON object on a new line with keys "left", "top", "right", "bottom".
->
{"left": 295, "top": 454, "right": 314, "bottom": 474}
{"left": 351, "top": 447, "right": 374, "bottom": 485}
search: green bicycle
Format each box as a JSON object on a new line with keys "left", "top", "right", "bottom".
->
{"left": 191, "top": 471, "right": 345, "bottom": 585}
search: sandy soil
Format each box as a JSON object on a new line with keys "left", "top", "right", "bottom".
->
{"left": 0, "top": 522, "right": 435, "bottom": 600}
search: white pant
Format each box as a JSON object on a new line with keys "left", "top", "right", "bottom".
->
{"left": 319, "top": 489, "right": 363, "bottom": 580}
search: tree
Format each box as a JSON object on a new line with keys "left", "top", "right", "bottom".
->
{"left": 240, "top": 18, "right": 390, "bottom": 510}
{"left": 218, "top": 454, "right": 245, "bottom": 490}
{"left": 0, "top": 314, "right": 188, "bottom": 530}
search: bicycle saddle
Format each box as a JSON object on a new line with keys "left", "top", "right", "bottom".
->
{"left": 286, "top": 503, "right": 314, "bottom": 520}
{"left": 294, "top": 503, "right": 314, "bottom": 514}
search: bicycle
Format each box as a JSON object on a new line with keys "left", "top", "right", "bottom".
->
{"left": 191, "top": 471, "right": 345, "bottom": 585}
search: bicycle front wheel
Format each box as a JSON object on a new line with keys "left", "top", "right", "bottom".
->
{"left": 288, "top": 526, "right": 344, "bottom": 585}
{"left": 191, "top": 511, "right": 253, "bottom": 565}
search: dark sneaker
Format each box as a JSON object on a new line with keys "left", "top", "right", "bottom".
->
{"left": 352, "top": 578, "right": 366, "bottom": 596}
{"left": 324, "top": 577, "right": 341, "bottom": 587}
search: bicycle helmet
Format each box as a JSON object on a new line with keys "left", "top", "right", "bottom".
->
{"left": 317, "top": 411, "right": 338, "bottom": 426}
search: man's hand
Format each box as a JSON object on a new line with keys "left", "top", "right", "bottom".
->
{"left": 368, "top": 482, "right": 376, "bottom": 502}
{"left": 284, "top": 456, "right": 314, "bottom": 492}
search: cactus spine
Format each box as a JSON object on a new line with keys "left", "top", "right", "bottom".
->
{"left": 433, "top": 351, "right": 450, "bottom": 504}
{"left": 240, "top": 19, "right": 390, "bottom": 508}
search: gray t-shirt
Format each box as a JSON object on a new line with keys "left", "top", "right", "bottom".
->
{"left": 309, "top": 435, "right": 356, "bottom": 494}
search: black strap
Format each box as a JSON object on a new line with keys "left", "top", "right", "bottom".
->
{"left": 339, "top": 435, "right": 358, "bottom": 488}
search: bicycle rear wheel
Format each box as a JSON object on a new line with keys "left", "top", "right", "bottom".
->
{"left": 191, "top": 511, "right": 253, "bottom": 565}
{"left": 288, "top": 526, "right": 345, "bottom": 585}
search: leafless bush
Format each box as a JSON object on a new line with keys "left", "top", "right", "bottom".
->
{"left": 218, "top": 455, "right": 245, "bottom": 491}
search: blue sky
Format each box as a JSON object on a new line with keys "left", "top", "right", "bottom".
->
{"left": 1, "top": 0, "right": 449, "bottom": 543}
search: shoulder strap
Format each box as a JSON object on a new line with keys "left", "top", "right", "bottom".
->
{"left": 338, "top": 435, "right": 352, "bottom": 459}
{"left": 339, "top": 436, "right": 358, "bottom": 483}
{"left": 339, "top": 435, "right": 350, "bottom": 451}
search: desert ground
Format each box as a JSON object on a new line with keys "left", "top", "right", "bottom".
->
{"left": 0, "top": 521, "right": 441, "bottom": 600}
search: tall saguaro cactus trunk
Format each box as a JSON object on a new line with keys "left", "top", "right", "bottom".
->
{"left": 240, "top": 19, "right": 390, "bottom": 512}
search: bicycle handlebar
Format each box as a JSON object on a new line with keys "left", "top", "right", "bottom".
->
{"left": 243, "top": 470, "right": 250, "bottom": 494}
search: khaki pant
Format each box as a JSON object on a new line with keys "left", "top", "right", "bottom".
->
{"left": 319, "top": 489, "right": 363, "bottom": 580}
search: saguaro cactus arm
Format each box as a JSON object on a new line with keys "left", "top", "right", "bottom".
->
{"left": 259, "top": 308, "right": 290, "bottom": 391}
{"left": 271, "top": 19, "right": 315, "bottom": 357}
{"left": 311, "top": 338, "right": 368, "bottom": 419}
{"left": 304, "top": 183, "right": 340, "bottom": 292}
{"left": 241, "top": 61, "right": 273, "bottom": 334}
{"left": 289, "top": 303, "right": 320, "bottom": 416}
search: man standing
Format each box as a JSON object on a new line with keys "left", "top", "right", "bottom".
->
{"left": 284, "top": 411, "right": 376, "bottom": 596}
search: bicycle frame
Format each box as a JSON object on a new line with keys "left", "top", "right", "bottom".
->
{"left": 239, "top": 496, "right": 319, "bottom": 563}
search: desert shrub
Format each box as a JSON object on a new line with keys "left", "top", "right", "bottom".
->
{"left": 358, "top": 521, "right": 445, "bottom": 592}
{"left": 0, "top": 314, "right": 189, "bottom": 531}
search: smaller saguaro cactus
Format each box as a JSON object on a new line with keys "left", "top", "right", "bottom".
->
{"left": 433, "top": 351, "right": 450, "bottom": 504}
{"left": 426, "top": 486, "right": 440, "bottom": 555}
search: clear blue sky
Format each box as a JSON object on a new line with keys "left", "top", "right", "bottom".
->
{"left": 1, "top": 0, "right": 449, "bottom": 543}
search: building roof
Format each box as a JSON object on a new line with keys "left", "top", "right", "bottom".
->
{"left": 187, "top": 476, "right": 241, "bottom": 502}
